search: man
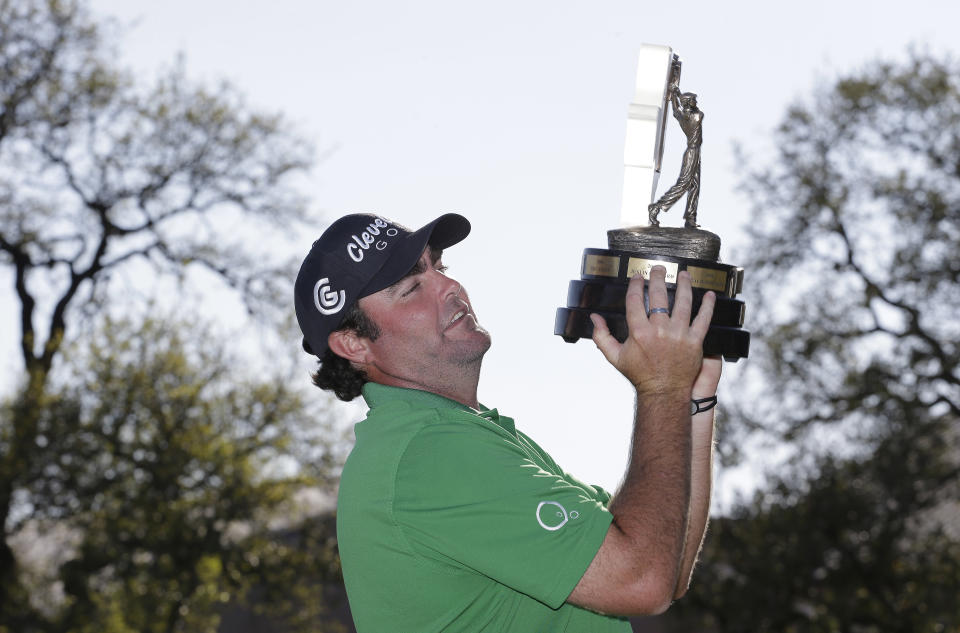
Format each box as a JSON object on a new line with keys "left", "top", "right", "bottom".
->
{"left": 295, "top": 213, "right": 720, "bottom": 631}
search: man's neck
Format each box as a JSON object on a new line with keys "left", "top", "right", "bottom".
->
{"left": 367, "top": 364, "right": 482, "bottom": 410}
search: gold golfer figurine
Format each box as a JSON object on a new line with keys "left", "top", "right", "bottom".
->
{"left": 647, "top": 58, "right": 703, "bottom": 229}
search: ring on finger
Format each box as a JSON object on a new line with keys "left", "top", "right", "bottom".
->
{"left": 648, "top": 307, "right": 670, "bottom": 316}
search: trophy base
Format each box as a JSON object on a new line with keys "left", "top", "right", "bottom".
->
{"left": 554, "top": 226, "right": 750, "bottom": 361}
{"left": 609, "top": 226, "right": 721, "bottom": 260}
{"left": 555, "top": 307, "right": 751, "bottom": 361}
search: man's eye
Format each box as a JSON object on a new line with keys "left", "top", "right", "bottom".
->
{"left": 402, "top": 282, "right": 420, "bottom": 297}
{"left": 435, "top": 263, "right": 448, "bottom": 274}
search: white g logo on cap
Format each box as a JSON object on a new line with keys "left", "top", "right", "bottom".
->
{"left": 314, "top": 278, "right": 346, "bottom": 315}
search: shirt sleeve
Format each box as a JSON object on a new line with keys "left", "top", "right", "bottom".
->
{"left": 393, "top": 416, "right": 613, "bottom": 609}
{"left": 516, "top": 429, "right": 613, "bottom": 505}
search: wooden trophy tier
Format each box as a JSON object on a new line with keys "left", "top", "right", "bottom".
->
{"left": 554, "top": 226, "right": 750, "bottom": 361}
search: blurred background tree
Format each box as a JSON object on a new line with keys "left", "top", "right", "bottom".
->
{"left": 9, "top": 316, "right": 346, "bottom": 633}
{"left": 0, "top": 1, "right": 348, "bottom": 631}
{"left": 662, "top": 51, "right": 960, "bottom": 632}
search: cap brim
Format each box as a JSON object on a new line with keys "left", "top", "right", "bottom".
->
{"left": 360, "top": 213, "right": 470, "bottom": 298}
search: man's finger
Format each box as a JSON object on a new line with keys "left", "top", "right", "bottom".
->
{"left": 690, "top": 290, "right": 716, "bottom": 340}
{"left": 672, "top": 270, "right": 693, "bottom": 325}
{"left": 623, "top": 274, "right": 650, "bottom": 333}
{"left": 590, "top": 313, "right": 620, "bottom": 364}
{"left": 646, "top": 266, "right": 670, "bottom": 320}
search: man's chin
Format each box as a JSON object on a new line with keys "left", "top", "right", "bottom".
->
{"left": 452, "top": 330, "right": 492, "bottom": 365}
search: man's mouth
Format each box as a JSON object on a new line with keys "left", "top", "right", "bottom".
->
{"left": 449, "top": 309, "right": 467, "bottom": 327}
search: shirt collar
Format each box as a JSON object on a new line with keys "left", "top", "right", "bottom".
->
{"left": 362, "top": 382, "right": 474, "bottom": 412}
{"left": 361, "top": 382, "right": 516, "bottom": 433}
{"left": 476, "top": 407, "right": 516, "bottom": 434}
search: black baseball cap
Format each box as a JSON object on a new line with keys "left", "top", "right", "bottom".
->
{"left": 295, "top": 213, "right": 471, "bottom": 357}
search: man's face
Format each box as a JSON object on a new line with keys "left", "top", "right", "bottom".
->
{"left": 356, "top": 247, "right": 491, "bottom": 388}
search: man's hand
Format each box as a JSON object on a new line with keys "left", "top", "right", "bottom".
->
{"left": 590, "top": 266, "right": 715, "bottom": 399}
{"left": 693, "top": 355, "right": 722, "bottom": 400}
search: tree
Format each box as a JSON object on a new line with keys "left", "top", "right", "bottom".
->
{"left": 665, "top": 51, "right": 960, "bottom": 631}
{"left": 668, "top": 423, "right": 960, "bottom": 632}
{"left": 0, "top": 0, "right": 315, "bottom": 624}
{"left": 8, "top": 315, "right": 347, "bottom": 633}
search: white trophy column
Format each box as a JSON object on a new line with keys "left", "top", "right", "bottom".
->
{"left": 620, "top": 44, "right": 675, "bottom": 228}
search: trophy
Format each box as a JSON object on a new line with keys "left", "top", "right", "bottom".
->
{"left": 555, "top": 45, "right": 750, "bottom": 361}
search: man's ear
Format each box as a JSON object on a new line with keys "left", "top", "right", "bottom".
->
{"left": 328, "top": 329, "right": 371, "bottom": 366}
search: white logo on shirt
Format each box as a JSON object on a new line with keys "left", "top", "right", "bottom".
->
{"left": 536, "top": 501, "right": 579, "bottom": 531}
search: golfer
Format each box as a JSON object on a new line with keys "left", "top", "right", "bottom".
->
{"left": 295, "top": 213, "right": 720, "bottom": 631}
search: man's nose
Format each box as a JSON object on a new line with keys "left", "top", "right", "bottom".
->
{"left": 432, "top": 268, "right": 462, "bottom": 298}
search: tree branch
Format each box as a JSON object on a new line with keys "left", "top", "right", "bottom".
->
{"left": 829, "top": 204, "right": 958, "bottom": 390}
{"left": 0, "top": 233, "right": 38, "bottom": 370}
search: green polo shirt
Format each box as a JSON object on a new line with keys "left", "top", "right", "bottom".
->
{"left": 336, "top": 383, "right": 629, "bottom": 632}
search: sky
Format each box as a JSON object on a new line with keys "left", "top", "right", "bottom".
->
{"left": 4, "top": 0, "right": 957, "bottom": 499}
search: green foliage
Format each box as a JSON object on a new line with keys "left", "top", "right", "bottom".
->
{"left": 670, "top": 417, "right": 960, "bottom": 632}
{"left": 667, "top": 51, "right": 960, "bottom": 631}
{"left": 7, "top": 315, "right": 347, "bottom": 632}
{"left": 731, "top": 50, "right": 959, "bottom": 443}
{"left": 0, "top": 0, "right": 330, "bottom": 630}
{"left": 709, "top": 49, "right": 960, "bottom": 473}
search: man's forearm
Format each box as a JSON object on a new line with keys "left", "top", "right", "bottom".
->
{"left": 607, "top": 388, "right": 693, "bottom": 594}
{"left": 571, "top": 268, "right": 717, "bottom": 615}
{"left": 674, "top": 406, "right": 716, "bottom": 597}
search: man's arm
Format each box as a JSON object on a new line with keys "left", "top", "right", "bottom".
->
{"left": 567, "top": 267, "right": 715, "bottom": 616}
{"left": 674, "top": 356, "right": 721, "bottom": 598}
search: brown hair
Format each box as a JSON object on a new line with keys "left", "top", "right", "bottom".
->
{"left": 307, "top": 303, "right": 381, "bottom": 402}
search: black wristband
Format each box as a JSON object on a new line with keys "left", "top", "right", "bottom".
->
{"left": 690, "top": 395, "right": 718, "bottom": 416}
